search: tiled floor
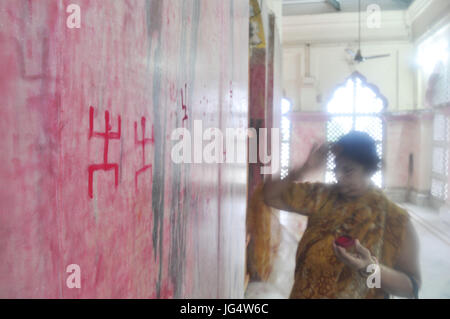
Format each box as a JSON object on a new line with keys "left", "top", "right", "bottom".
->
{"left": 245, "top": 203, "right": 450, "bottom": 299}
{"left": 396, "top": 202, "right": 450, "bottom": 299}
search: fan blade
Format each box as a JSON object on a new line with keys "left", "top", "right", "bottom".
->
{"left": 364, "top": 54, "right": 391, "bottom": 60}
{"left": 345, "top": 48, "right": 356, "bottom": 57}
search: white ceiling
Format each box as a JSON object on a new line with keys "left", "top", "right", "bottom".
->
{"left": 283, "top": 0, "right": 414, "bottom": 16}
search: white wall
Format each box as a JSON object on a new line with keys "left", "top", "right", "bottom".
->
{"left": 283, "top": 42, "right": 416, "bottom": 112}
{"left": 281, "top": 0, "right": 450, "bottom": 112}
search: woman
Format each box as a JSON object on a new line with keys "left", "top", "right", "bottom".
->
{"left": 262, "top": 131, "right": 421, "bottom": 299}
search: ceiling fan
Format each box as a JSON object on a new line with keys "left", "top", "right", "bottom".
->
{"left": 346, "top": 0, "right": 391, "bottom": 63}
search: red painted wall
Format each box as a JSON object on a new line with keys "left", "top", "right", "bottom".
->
{"left": 0, "top": 0, "right": 248, "bottom": 298}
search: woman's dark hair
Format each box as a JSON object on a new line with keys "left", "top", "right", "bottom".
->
{"left": 332, "top": 130, "right": 381, "bottom": 174}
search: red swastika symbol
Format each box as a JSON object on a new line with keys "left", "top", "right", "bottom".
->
{"left": 88, "top": 106, "right": 121, "bottom": 199}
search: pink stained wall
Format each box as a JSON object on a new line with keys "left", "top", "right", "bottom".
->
{"left": 0, "top": 0, "right": 248, "bottom": 298}
{"left": 383, "top": 115, "right": 420, "bottom": 190}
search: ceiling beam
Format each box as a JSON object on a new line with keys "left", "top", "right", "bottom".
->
{"left": 283, "top": 10, "right": 410, "bottom": 45}
{"left": 327, "top": 0, "right": 341, "bottom": 11}
{"left": 283, "top": 0, "right": 327, "bottom": 4}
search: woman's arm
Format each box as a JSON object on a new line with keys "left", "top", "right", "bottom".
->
{"left": 378, "top": 219, "right": 421, "bottom": 298}
{"left": 262, "top": 142, "right": 331, "bottom": 214}
{"left": 262, "top": 164, "right": 308, "bottom": 213}
{"left": 333, "top": 219, "right": 421, "bottom": 298}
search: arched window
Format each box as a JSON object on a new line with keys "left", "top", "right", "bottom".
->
{"left": 325, "top": 72, "right": 386, "bottom": 188}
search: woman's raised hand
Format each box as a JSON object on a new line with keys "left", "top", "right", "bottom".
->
{"left": 304, "top": 141, "right": 333, "bottom": 171}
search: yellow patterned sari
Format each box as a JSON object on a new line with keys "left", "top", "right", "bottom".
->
{"left": 280, "top": 181, "right": 410, "bottom": 299}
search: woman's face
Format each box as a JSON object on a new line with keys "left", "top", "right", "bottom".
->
{"left": 333, "top": 155, "right": 371, "bottom": 198}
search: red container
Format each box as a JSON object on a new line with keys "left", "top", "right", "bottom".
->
{"left": 335, "top": 235, "right": 355, "bottom": 248}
